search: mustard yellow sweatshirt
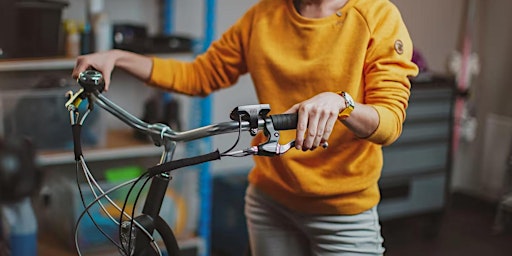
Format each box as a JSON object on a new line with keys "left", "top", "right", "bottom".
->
{"left": 149, "top": 0, "right": 418, "bottom": 214}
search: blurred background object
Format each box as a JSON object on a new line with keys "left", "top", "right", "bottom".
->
{"left": 0, "top": 0, "right": 69, "bottom": 59}
{"left": 0, "top": 137, "right": 41, "bottom": 256}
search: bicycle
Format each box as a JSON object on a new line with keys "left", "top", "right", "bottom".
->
{"left": 64, "top": 70, "right": 326, "bottom": 256}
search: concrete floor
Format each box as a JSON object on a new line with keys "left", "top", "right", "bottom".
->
{"left": 382, "top": 193, "right": 512, "bottom": 256}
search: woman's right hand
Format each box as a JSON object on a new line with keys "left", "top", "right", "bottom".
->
{"left": 71, "top": 50, "right": 120, "bottom": 91}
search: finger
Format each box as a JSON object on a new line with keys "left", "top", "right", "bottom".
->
{"left": 284, "top": 104, "right": 299, "bottom": 114}
{"left": 312, "top": 111, "right": 330, "bottom": 148}
{"left": 295, "top": 105, "right": 308, "bottom": 150}
{"left": 285, "top": 103, "right": 303, "bottom": 149}
{"left": 303, "top": 108, "right": 320, "bottom": 150}
{"left": 104, "top": 74, "right": 111, "bottom": 91}
{"left": 72, "top": 58, "right": 88, "bottom": 79}
{"left": 319, "top": 112, "right": 337, "bottom": 146}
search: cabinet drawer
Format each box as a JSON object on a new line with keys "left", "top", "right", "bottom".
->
{"left": 406, "top": 98, "right": 452, "bottom": 121}
{"left": 410, "top": 87, "right": 453, "bottom": 101}
{"left": 396, "top": 121, "right": 451, "bottom": 144}
{"left": 378, "top": 173, "right": 446, "bottom": 220}
{"left": 382, "top": 142, "right": 449, "bottom": 176}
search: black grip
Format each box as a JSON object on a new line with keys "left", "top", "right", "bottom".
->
{"left": 269, "top": 113, "right": 298, "bottom": 130}
{"left": 71, "top": 124, "right": 83, "bottom": 161}
{"left": 148, "top": 150, "right": 221, "bottom": 177}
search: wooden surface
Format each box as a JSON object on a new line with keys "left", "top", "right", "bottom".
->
{"left": 38, "top": 234, "right": 76, "bottom": 256}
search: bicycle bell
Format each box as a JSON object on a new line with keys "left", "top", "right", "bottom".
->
{"left": 77, "top": 70, "right": 105, "bottom": 93}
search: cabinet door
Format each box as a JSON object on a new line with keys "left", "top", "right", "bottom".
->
{"left": 0, "top": 0, "right": 17, "bottom": 59}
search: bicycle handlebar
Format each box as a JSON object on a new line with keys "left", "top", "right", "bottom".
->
{"left": 92, "top": 92, "right": 298, "bottom": 142}
{"left": 66, "top": 70, "right": 302, "bottom": 158}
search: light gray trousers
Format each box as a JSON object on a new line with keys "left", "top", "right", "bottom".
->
{"left": 244, "top": 184, "right": 385, "bottom": 256}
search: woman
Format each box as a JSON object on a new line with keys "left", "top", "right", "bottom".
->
{"left": 73, "top": 0, "right": 418, "bottom": 255}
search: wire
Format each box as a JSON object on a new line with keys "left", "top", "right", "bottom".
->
{"left": 74, "top": 174, "right": 142, "bottom": 256}
{"left": 117, "top": 170, "right": 150, "bottom": 254}
{"left": 79, "top": 156, "right": 158, "bottom": 240}
{"left": 223, "top": 152, "right": 252, "bottom": 157}
{"left": 74, "top": 162, "right": 161, "bottom": 256}
{"left": 127, "top": 175, "right": 154, "bottom": 255}
{"left": 117, "top": 171, "right": 156, "bottom": 255}
{"left": 81, "top": 161, "right": 146, "bottom": 248}
{"left": 118, "top": 172, "right": 145, "bottom": 255}
{"left": 81, "top": 161, "right": 124, "bottom": 225}
{"left": 75, "top": 161, "right": 123, "bottom": 253}
{"left": 221, "top": 114, "right": 243, "bottom": 155}
{"left": 79, "top": 109, "right": 91, "bottom": 125}
{"left": 116, "top": 170, "right": 164, "bottom": 256}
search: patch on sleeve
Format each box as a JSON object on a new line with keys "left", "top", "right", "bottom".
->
{"left": 394, "top": 40, "right": 404, "bottom": 55}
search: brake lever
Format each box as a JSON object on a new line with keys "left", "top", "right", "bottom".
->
{"left": 275, "top": 140, "right": 295, "bottom": 154}
{"left": 223, "top": 140, "right": 328, "bottom": 157}
{"left": 259, "top": 140, "right": 328, "bottom": 155}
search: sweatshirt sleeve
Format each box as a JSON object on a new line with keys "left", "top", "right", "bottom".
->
{"left": 148, "top": 10, "right": 251, "bottom": 96}
{"left": 361, "top": 2, "right": 419, "bottom": 146}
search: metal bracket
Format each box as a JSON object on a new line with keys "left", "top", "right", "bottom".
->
{"left": 230, "top": 104, "right": 271, "bottom": 136}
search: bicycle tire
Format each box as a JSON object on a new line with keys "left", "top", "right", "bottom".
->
{"left": 130, "top": 215, "right": 180, "bottom": 256}
{"left": 155, "top": 215, "right": 181, "bottom": 256}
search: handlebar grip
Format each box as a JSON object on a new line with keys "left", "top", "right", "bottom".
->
{"left": 269, "top": 113, "right": 298, "bottom": 130}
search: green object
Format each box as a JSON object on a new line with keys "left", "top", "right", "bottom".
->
{"left": 104, "top": 166, "right": 146, "bottom": 205}
{"left": 104, "top": 166, "right": 143, "bottom": 183}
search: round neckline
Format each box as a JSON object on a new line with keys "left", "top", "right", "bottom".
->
{"left": 286, "top": 0, "right": 355, "bottom": 25}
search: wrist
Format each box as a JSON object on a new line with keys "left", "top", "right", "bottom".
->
{"left": 336, "top": 91, "right": 355, "bottom": 119}
{"left": 111, "top": 49, "right": 125, "bottom": 61}
{"left": 113, "top": 49, "right": 134, "bottom": 70}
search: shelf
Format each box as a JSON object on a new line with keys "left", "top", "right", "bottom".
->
{"left": 37, "top": 145, "right": 162, "bottom": 167}
{"left": 0, "top": 57, "right": 77, "bottom": 72}
{"left": 0, "top": 52, "right": 194, "bottom": 72}
{"left": 36, "top": 129, "right": 180, "bottom": 167}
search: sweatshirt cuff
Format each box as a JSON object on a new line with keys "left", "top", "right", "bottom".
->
{"left": 365, "top": 105, "right": 401, "bottom": 146}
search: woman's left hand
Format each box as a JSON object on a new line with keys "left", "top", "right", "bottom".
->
{"left": 285, "top": 92, "right": 344, "bottom": 151}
